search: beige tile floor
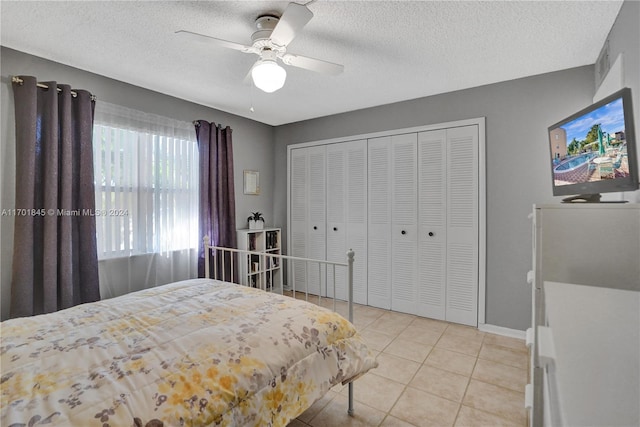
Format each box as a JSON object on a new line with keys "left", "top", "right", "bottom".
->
{"left": 285, "top": 293, "right": 529, "bottom": 427}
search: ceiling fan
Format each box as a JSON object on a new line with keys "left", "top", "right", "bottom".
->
{"left": 176, "top": 2, "right": 344, "bottom": 93}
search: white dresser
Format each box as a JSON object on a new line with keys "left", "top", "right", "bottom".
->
{"left": 527, "top": 204, "right": 640, "bottom": 427}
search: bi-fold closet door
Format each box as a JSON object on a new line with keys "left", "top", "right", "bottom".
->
{"left": 289, "top": 141, "right": 368, "bottom": 304}
{"left": 289, "top": 124, "right": 478, "bottom": 326}
{"left": 367, "top": 126, "right": 479, "bottom": 326}
{"left": 442, "top": 126, "right": 479, "bottom": 326}
{"left": 367, "top": 133, "right": 418, "bottom": 312}
{"left": 289, "top": 146, "right": 326, "bottom": 295}
{"left": 325, "top": 140, "right": 367, "bottom": 303}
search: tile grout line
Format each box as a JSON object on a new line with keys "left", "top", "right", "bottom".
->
{"left": 361, "top": 318, "right": 425, "bottom": 427}
{"left": 379, "top": 321, "right": 451, "bottom": 426}
{"left": 456, "top": 334, "right": 528, "bottom": 425}
{"left": 375, "top": 319, "right": 416, "bottom": 426}
{"left": 451, "top": 331, "right": 482, "bottom": 426}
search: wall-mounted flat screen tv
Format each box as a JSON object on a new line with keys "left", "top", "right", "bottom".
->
{"left": 548, "top": 87, "right": 638, "bottom": 202}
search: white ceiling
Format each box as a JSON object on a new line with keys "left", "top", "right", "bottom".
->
{"left": 1, "top": 1, "right": 623, "bottom": 126}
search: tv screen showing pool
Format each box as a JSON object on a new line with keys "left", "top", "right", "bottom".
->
{"left": 549, "top": 95, "right": 629, "bottom": 187}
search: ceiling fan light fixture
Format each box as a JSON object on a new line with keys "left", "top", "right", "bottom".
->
{"left": 251, "top": 59, "right": 287, "bottom": 93}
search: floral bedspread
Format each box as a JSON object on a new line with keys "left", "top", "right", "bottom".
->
{"left": 1, "top": 279, "right": 377, "bottom": 426}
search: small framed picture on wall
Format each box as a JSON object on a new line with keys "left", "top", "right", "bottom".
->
{"left": 243, "top": 170, "right": 260, "bottom": 195}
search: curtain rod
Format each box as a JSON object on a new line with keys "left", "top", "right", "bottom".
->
{"left": 193, "top": 120, "right": 224, "bottom": 129}
{"left": 11, "top": 76, "right": 97, "bottom": 101}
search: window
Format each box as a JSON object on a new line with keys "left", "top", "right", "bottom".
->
{"left": 92, "top": 103, "right": 198, "bottom": 259}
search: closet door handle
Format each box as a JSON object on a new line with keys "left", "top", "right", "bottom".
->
{"left": 313, "top": 226, "right": 318, "bottom": 230}
{"left": 333, "top": 227, "right": 338, "bottom": 231}
{"left": 401, "top": 230, "right": 406, "bottom": 235}
{"left": 428, "top": 232, "right": 434, "bottom": 237}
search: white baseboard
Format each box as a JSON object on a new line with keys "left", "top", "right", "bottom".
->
{"left": 479, "top": 323, "right": 526, "bottom": 340}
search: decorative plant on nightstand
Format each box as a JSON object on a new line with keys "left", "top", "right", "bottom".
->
{"left": 248, "top": 212, "right": 265, "bottom": 230}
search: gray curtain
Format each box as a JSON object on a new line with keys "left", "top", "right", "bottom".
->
{"left": 10, "top": 76, "right": 100, "bottom": 318}
{"left": 195, "top": 121, "right": 237, "bottom": 280}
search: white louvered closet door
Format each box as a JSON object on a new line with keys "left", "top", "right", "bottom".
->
{"left": 417, "top": 129, "right": 447, "bottom": 320}
{"left": 390, "top": 133, "right": 418, "bottom": 315}
{"left": 326, "top": 143, "right": 347, "bottom": 300}
{"left": 289, "top": 148, "right": 308, "bottom": 293}
{"left": 326, "top": 140, "right": 368, "bottom": 303}
{"left": 367, "top": 137, "right": 392, "bottom": 309}
{"left": 445, "top": 125, "right": 478, "bottom": 326}
{"left": 307, "top": 145, "right": 327, "bottom": 296}
{"left": 345, "top": 140, "right": 368, "bottom": 305}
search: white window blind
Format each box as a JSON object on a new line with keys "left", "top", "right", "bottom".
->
{"left": 92, "top": 102, "right": 199, "bottom": 260}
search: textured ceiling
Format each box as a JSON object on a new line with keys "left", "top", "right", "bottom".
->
{"left": 1, "top": 1, "right": 623, "bottom": 126}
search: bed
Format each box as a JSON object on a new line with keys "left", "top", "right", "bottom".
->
{"left": 1, "top": 244, "right": 377, "bottom": 426}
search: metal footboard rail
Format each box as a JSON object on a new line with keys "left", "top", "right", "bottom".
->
{"left": 203, "top": 236, "right": 357, "bottom": 416}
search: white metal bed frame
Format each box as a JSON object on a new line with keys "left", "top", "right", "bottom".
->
{"left": 203, "top": 236, "right": 357, "bottom": 416}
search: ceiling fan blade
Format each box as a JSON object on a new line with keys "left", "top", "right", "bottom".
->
{"left": 175, "top": 30, "right": 258, "bottom": 54}
{"left": 269, "top": 2, "right": 313, "bottom": 47}
{"left": 281, "top": 53, "right": 344, "bottom": 76}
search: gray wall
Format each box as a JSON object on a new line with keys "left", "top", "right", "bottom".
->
{"left": 0, "top": 47, "right": 275, "bottom": 320}
{"left": 273, "top": 66, "right": 597, "bottom": 331}
{"left": 604, "top": 0, "right": 640, "bottom": 204}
